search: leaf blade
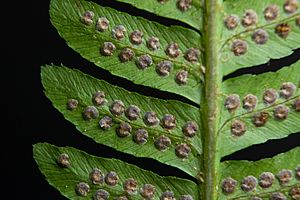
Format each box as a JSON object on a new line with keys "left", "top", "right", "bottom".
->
{"left": 218, "top": 61, "right": 300, "bottom": 158}
{"left": 50, "top": 0, "right": 203, "bottom": 103}
{"left": 218, "top": 147, "right": 300, "bottom": 200}
{"left": 42, "top": 65, "right": 202, "bottom": 177}
{"left": 33, "top": 142, "right": 199, "bottom": 200}
{"left": 221, "top": 0, "right": 300, "bottom": 76}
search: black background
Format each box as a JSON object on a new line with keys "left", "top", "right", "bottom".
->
{"left": 5, "top": 0, "right": 300, "bottom": 199}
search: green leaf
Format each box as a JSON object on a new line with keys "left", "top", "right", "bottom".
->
{"left": 42, "top": 65, "right": 202, "bottom": 177}
{"left": 112, "top": 0, "right": 203, "bottom": 30}
{"left": 218, "top": 147, "right": 300, "bottom": 200}
{"left": 50, "top": 0, "right": 203, "bottom": 104}
{"left": 220, "top": 0, "right": 300, "bottom": 76}
{"left": 218, "top": 61, "right": 300, "bottom": 158}
{"left": 33, "top": 142, "right": 199, "bottom": 200}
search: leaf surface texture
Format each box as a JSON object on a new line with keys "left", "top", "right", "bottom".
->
{"left": 42, "top": 65, "right": 202, "bottom": 177}
{"left": 218, "top": 147, "right": 300, "bottom": 199}
{"left": 50, "top": 0, "right": 203, "bottom": 104}
{"left": 218, "top": 61, "right": 300, "bottom": 157}
{"left": 221, "top": 0, "right": 300, "bottom": 76}
{"left": 33, "top": 143, "right": 199, "bottom": 200}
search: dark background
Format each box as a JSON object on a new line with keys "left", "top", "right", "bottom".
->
{"left": 5, "top": 0, "right": 300, "bottom": 199}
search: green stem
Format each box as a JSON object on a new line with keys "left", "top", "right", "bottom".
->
{"left": 200, "top": 0, "right": 223, "bottom": 199}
